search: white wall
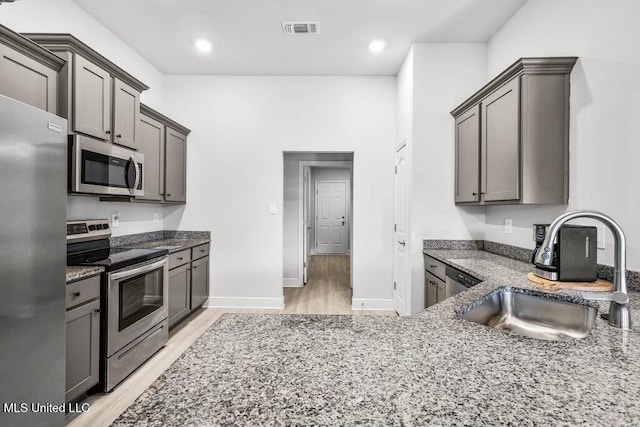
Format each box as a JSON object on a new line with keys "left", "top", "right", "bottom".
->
{"left": 485, "top": 0, "right": 640, "bottom": 269}
{"left": 397, "top": 44, "right": 487, "bottom": 314}
{"left": 162, "top": 76, "right": 396, "bottom": 309}
{"left": 282, "top": 153, "right": 353, "bottom": 284}
{"left": 0, "top": 0, "right": 168, "bottom": 236}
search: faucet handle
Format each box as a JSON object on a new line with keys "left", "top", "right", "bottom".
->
{"left": 582, "top": 291, "right": 629, "bottom": 305}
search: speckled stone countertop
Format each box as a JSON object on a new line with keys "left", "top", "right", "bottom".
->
{"left": 66, "top": 266, "right": 103, "bottom": 283}
{"left": 113, "top": 249, "right": 640, "bottom": 425}
{"left": 119, "top": 238, "right": 210, "bottom": 254}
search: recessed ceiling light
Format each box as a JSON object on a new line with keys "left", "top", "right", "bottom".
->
{"left": 195, "top": 38, "right": 213, "bottom": 54}
{"left": 369, "top": 40, "right": 385, "bottom": 53}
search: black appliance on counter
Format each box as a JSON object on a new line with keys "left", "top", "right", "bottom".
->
{"left": 532, "top": 223, "right": 597, "bottom": 282}
{"left": 67, "top": 220, "right": 169, "bottom": 392}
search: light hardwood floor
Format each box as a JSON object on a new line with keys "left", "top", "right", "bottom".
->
{"left": 67, "top": 254, "right": 395, "bottom": 427}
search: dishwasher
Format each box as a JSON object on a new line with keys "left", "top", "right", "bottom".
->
{"left": 445, "top": 266, "right": 481, "bottom": 296}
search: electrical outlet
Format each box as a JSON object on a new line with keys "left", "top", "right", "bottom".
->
{"left": 504, "top": 218, "right": 512, "bottom": 234}
{"left": 153, "top": 213, "right": 159, "bottom": 224}
{"left": 597, "top": 224, "right": 606, "bottom": 249}
{"left": 111, "top": 212, "right": 120, "bottom": 228}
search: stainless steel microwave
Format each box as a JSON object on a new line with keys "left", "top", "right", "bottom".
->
{"left": 69, "top": 135, "right": 144, "bottom": 196}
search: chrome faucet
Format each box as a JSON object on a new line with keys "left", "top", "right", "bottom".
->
{"left": 533, "top": 210, "right": 632, "bottom": 330}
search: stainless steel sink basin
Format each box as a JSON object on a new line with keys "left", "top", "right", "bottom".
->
{"left": 458, "top": 288, "right": 597, "bottom": 341}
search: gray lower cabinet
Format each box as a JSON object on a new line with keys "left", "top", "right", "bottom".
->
{"left": 424, "top": 271, "right": 440, "bottom": 308}
{"left": 451, "top": 57, "right": 577, "bottom": 206}
{"left": 0, "top": 24, "right": 65, "bottom": 113}
{"left": 168, "top": 244, "right": 210, "bottom": 329}
{"left": 65, "top": 276, "right": 101, "bottom": 403}
{"left": 168, "top": 263, "right": 191, "bottom": 328}
{"left": 165, "top": 127, "right": 187, "bottom": 203}
{"left": 191, "top": 255, "right": 210, "bottom": 309}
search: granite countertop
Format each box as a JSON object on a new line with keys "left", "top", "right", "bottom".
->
{"left": 120, "top": 238, "right": 210, "bottom": 254}
{"left": 66, "top": 266, "right": 103, "bottom": 283}
{"left": 415, "top": 248, "right": 640, "bottom": 424}
{"left": 113, "top": 248, "right": 640, "bottom": 425}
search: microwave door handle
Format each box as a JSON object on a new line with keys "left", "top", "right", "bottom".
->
{"left": 110, "top": 257, "right": 167, "bottom": 281}
{"left": 127, "top": 155, "right": 140, "bottom": 193}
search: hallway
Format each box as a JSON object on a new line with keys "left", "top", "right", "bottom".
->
{"left": 284, "top": 255, "right": 355, "bottom": 315}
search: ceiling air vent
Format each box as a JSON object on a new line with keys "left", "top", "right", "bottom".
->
{"left": 282, "top": 22, "right": 320, "bottom": 35}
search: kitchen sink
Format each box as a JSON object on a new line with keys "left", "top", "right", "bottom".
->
{"left": 458, "top": 287, "right": 597, "bottom": 341}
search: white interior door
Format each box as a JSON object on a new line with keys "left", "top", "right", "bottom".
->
{"left": 303, "top": 166, "right": 311, "bottom": 283}
{"left": 393, "top": 143, "right": 409, "bottom": 316}
{"left": 315, "top": 181, "right": 347, "bottom": 254}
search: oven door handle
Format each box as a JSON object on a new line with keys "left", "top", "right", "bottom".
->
{"left": 110, "top": 257, "right": 168, "bottom": 281}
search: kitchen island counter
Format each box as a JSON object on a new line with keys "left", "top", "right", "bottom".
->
{"left": 413, "top": 247, "right": 640, "bottom": 425}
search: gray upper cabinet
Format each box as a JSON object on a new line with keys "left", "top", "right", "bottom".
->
{"left": 137, "top": 111, "right": 165, "bottom": 201}
{"left": 481, "top": 77, "right": 520, "bottom": 202}
{"left": 165, "top": 128, "right": 187, "bottom": 203}
{"left": 73, "top": 54, "right": 111, "bottom": 140}
{"left": 137, "top": 104, "right": 190, "bottom": 204}
{"left": 0, "top": 24, "right": 65, "bottom": 114}
{"left": 24, "top": 33, "right": 148, "bottom": 144}
{"left": 113, "top": 78, "right": 140, "bottom": 148}
{"left": 454, "top": 104, "right": 480, "bottom": 203}
{"left": 451, "top": 57, "right": 577, "bottom": 206}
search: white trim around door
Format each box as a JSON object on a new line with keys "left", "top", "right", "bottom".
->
{"left": 297, "top": 161, "right": 353, "bottom": 287}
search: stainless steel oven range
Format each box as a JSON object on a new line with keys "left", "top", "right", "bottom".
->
{"left": 67, "top": 220, "right": 169, "bottom": 391}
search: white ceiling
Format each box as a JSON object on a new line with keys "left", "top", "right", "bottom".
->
{"left": 71, "top": 0, "right": 527, "bottom": 76}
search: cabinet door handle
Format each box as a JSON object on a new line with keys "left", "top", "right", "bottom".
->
{"left": 94, "top": 309, "right": 101, "bottom": 314}
{"left": 105, "top": 130, "right": 111, "bottom": 135}
{"left": 116, "top": 134, "right": 122, "bottom": 138}
{"left": 166, "top": 193, "right": 171, "bottom": 197}
{"left": 193, "top": 266, "right": 198, "bottom": 270}
{"left": 200, "top": 249, "right": 205, "bottom": 253}
{"left": 72, "top": 292, "right": 80, "bottom": 297}
{"left": 177, "top": 257, "right": 183, "bottom": 261}
{"left": 430, "top": 265, "right": 438, "bottom": 268}
{"left": 472, "top": 192, "right": 478, "bottom": 196}
{"left": 397, "top": 240, "right": 406, "bottom": 246}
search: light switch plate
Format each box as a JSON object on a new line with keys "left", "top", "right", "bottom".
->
{"left": 504, "top": 218, "right": 512, "bottom": 234}
{"left": 269, "top": 203, "right": 277, "bottom": 215}
{"left": 111, "top": 212, "right": 120, "bottom": 228}
{"left": 153, "top": 213, "right": 159, "bottom": 224}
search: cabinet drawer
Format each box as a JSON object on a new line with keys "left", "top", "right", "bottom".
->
{"left": 424, "top": 255, "right": 446, "bottom": 281}
{"left": 192, "top": 243, "right": 210, "bottom": 260}
{"left": 66, "top": 275, "right": 100, "bottom": 309}
{"left": 169, "top": 249, "right": 191, "bottom": 269}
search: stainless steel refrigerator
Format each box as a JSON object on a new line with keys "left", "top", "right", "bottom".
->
{"left": 0, "top": 95, "right": 67, "bottom": 427}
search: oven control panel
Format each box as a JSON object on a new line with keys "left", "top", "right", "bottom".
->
{"left": 67, "top": 219, "right": 111, "bottom": 242}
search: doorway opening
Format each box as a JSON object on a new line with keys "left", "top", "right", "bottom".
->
{"left": 282, "top": 152, "right": 354, "bottom": 314}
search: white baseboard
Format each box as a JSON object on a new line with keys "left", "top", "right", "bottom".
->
{"left": 205, "top": 297, "right": 284, "bottom": 309}
{"left": 351, "top": 298, "right": 395, "bottom": 311}
{"left": 283, "top": 278, "right": 302, "bottom": 287}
